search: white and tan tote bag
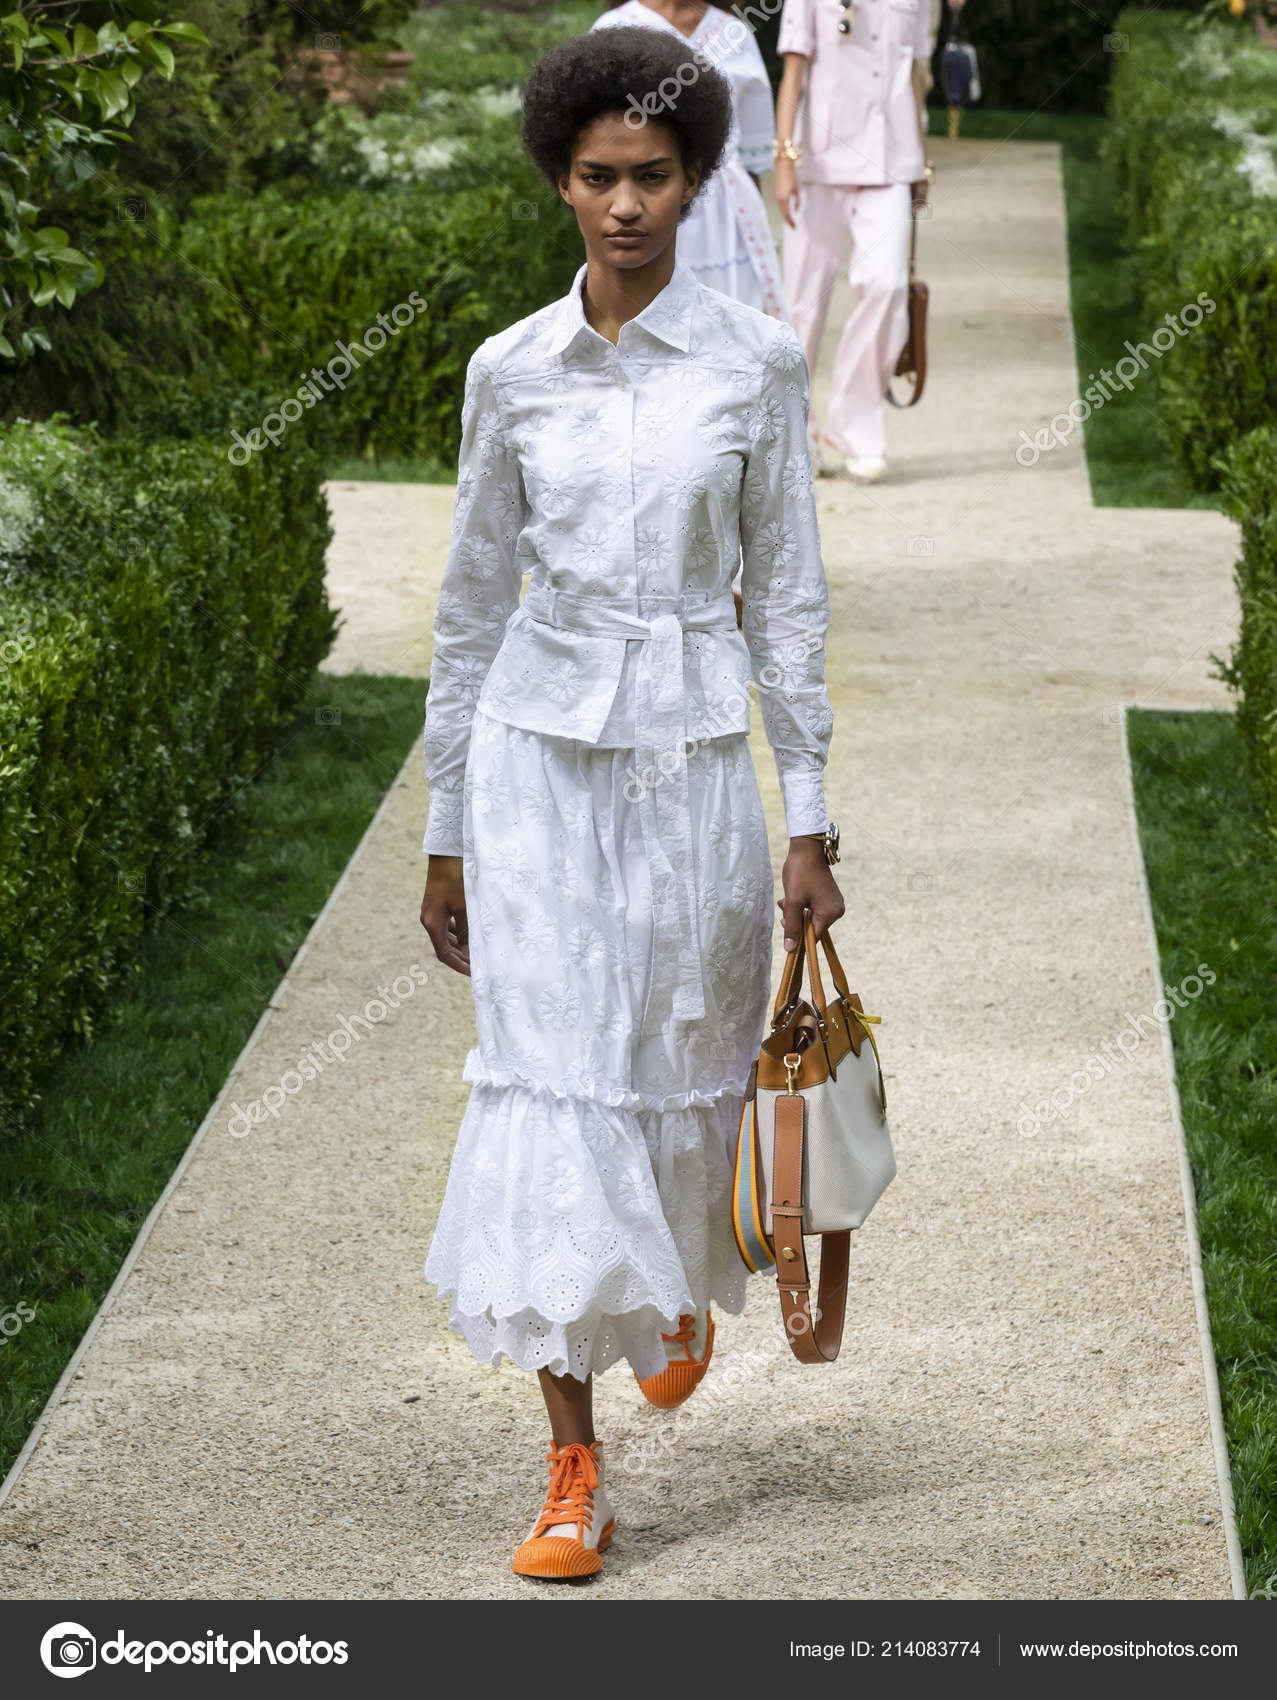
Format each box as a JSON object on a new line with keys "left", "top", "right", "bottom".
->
{"left": 731, "top": 914, "right": 894, "bottom": 1362}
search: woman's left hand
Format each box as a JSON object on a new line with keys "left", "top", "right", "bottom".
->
{"left": 778, "top": 837, "right": 846, "bottom": 950}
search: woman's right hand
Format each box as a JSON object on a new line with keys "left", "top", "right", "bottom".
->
{"left": 420, "top": 856, "right": 470, "bottom": 976}
{"left": 774, "top": 157, "right": 801, "bottom": 227}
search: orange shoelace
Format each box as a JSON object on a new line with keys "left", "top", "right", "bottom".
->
{"left": 533, "top": 1441, "right": 600, "bottom": 1539}
{"left": 661, "top": 1313, "right": 696, "bottom": 1359}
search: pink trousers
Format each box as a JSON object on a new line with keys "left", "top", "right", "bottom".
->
{"left": 781, "top": 180, "right": 913, "bottom": 461}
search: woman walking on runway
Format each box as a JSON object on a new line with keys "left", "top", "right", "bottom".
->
{"left": 419, "top": 24, "right": 842, "bottom": 1580}
{"left": 773, "top": 0, "right": 935, "bottom": 481}
{"left": 592, "top": 1, "right": 789, "bottom": 322}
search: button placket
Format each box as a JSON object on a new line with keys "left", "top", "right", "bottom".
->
{"left": 619, "top": 346, "right": 639, "bottom": 600}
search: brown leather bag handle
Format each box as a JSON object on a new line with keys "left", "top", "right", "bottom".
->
{"left": 817, "top": 923, "right": 854, "bottom": 1005}
{"left": 772, "top": 911, "right": 849, "bottom": 1030}
{"left": 804, "top": 914, "right": 829, "bottom": 1019}
{"left": 778, "top": 913, "right": 854, "bottom": 1028}
{"left": 886, "top": 197, "right": 927, "bottom": 409}
{"left": 802, "top": 917, "right": 876, "bottom": 1059}
{"left": 769, "top": 918, "right": 808, "bottom": 1027}
{"left": 771, "top": 1089, "right": 849, "bottom": 1363}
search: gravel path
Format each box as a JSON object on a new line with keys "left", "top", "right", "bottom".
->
{"left": 0, "top": 139, "right": 1242, "bottom": 1599}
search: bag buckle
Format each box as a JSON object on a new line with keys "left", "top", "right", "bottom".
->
{"left": 783, "top": 1051, "right": 802, "bottom": 1094}
{"left": 770, "top": 994, "right": 799, "bottom": 1031}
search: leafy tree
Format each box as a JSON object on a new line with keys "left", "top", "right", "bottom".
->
{"left": 1, "top": 2, "right": 209, "bottom": 359}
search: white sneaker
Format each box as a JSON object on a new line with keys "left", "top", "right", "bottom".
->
{"left": 633, "top": 1307, "right": 715, "bottom": 1409}
{"left": 845, "top": 454, "right": 888, "bottom": 482}
{"left": 512, "top": 1439, "right": 616, "bottom": 1579}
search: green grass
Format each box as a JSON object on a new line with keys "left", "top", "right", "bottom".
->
{"left": 1127, "top": 709, "right": 1277, "bottom": 1597}
{"left": 927, "top": 106, "right": 1216, "bottom": 511}
{"left": 0, "top": 671, "right": 426, "bottom": 1483}
{"left": 326, "top": 453, "right": 457, "bottom": 484}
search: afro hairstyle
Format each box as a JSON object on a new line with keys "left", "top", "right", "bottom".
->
{"left": 520, "top": 23, "right": 735, "bottom": 220}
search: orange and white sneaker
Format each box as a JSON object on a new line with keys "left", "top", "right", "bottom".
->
{"left": 633, "top": 1307, "right": 715, "bottom": 1410}
{"left": 511, "top": 1439, "right": 616, "bottom": 1581}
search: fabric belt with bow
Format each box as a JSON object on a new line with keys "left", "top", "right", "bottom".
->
{"left": 519, "top": 580, "right": 742, "bottom": 1039}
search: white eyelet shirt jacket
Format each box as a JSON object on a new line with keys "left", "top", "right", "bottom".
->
{"left": 422, "top": 259, "right": 835, "bottom": 1016}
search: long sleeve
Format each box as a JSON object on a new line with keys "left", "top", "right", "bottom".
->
{"left": 738, "top": 321, "right": 834, "bottom": 837}
{"left": 422, "top": 347, "right": 528, "bottom": 856}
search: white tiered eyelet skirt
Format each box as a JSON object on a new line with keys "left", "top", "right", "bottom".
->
{"left": 424, "top": 706, "right": 775, "bottom": 1383}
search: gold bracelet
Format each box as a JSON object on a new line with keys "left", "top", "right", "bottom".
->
{"left": 773, "top": 136, "right": 802, "bottom": 164}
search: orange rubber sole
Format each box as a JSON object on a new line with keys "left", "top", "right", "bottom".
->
{"left": 634, "top": 1312, "right": 715, "bottom": 1410}
{"left": 512, "top": 1518, "right": 616, "bottom": 1580}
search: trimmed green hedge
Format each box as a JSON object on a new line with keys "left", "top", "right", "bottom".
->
{"left": 1217, "top": 428, "right": 1277, "bottom": 862}
{"left": 1104, "top": 9, "right": 1277, "bottom": 490}
{"left": 1107, "top": 11, "right": 1277, "bottom": 858}
{"left": 160, "top": 173, "right": 579, "bottom": 467}
{"left": 13, "top": 168, "right": 581, "bottom": 467}
{"left": 0, "top": 396, "right": 336, "bottom": 1122}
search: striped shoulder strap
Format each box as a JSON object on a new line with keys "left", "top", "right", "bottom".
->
{"left": 731, "top": 1059, "right": 775, "bottom": 1273}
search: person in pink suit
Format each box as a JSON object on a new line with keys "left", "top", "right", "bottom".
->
{"left": 773, "top": 0, "right": 937, "bottom": 481}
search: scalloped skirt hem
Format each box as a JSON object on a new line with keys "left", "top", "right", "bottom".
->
{"left": 424, "top": 1078, "right": 750, "bottom": 1380}
{"left": 429, "top": 1281, "right": 747, "bottom": 1384}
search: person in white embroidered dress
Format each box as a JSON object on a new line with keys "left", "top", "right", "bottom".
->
{"left": 418, "top": 26, "right": 843, "bottom": 1580}
{"left": 591, "top": 1, "right": 789, "bottom": 322}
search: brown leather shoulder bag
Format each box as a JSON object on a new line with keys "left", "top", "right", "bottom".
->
{"left": 886, "top": 200, "right": 928, "bottom": 409}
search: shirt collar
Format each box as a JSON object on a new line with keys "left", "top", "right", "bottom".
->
{"left": 545, "top": 258, "right": 700, "bottom": 358}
